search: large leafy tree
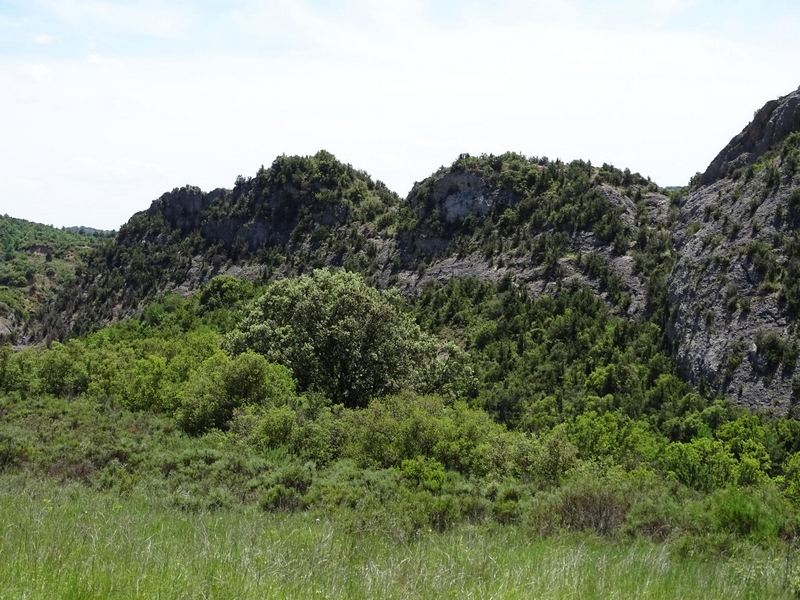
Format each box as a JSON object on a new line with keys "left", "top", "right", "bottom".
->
{"left": 225, "top": 269, "right": 435, "bottom": 408}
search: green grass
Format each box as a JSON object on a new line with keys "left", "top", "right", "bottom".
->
{"left": 0, "top": 477, "right": 793, "bottom": 599}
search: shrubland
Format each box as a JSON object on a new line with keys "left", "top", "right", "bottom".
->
{"left": 2, "top": 270, "right": 800, "bottom": 564}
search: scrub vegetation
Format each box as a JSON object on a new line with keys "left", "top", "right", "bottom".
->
{"left": 3, "top": 269, "right": 800, "bottom": 597}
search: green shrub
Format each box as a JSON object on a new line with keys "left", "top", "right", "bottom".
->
{"left": 401, "top": 456, "right": 446, "bottom": 492}
{"left": 710, "top": 486, "right": 789, "bottom": 541}
{"left": 782, "top": 452, "right": 800, "bottom": 504}
{"left": 550, "top": 468, "right": 629, "bottom": 536}
{"left": 176, "top": 351, "right": 296, "bottom": 434}
{"left": 259, "top": 484, "right": 302, "bottom": 511}
{"left": 226, "top": 269, "right": 435, "bottom": 408}
{"left": 36, "top": 342, "right": 89, "bottom": 398}
{"left": 123, "top": 355, "right": 170, "bottom": 411}
{"left": 229, "top": 404, "right": 298, "bottom": 452}
{"left": 663, "top": 438, "right": 736, "bottom": 492}
{"left": 0, "top": 432, "right": 33, "bottom": 470}
{"left": 754, "top": 330, "right": 796, "bottom": 369}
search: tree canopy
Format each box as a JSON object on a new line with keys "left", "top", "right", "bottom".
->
{"left": 225, "top": 269, "right": 435, "bottom": 407}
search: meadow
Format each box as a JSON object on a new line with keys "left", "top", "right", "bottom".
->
{"left": 0, "top": 476, "right": 793, "bottom": 600}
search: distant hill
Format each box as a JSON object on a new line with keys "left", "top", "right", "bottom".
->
{"left": 0, "top": 215, "right": 110, "bottom": 344}
{"left": 38, "top": 151, "right": 670, "bottom": 346}
{"left": 65, "top": 226, "right": 116, "bottom": 236}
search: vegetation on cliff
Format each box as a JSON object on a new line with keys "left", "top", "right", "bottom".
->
{"left": 3, "top": 272, "right": 800, "bottom": 560}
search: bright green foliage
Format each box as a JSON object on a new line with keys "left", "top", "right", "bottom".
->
{"left": 570, "top": 411, "right": 663, "bottom": 469}
{"left": 226, "top": 269, "right": 435, "bottom": 407}
{"left": 0, "top": 484, "right": 792, "bottom": 599}
{"left": 663, "top": 438, "right": 736, "bottom": 491}
{"left": 124, "top": 355, "right": 170, "bottom": 411}
{"left": 710, "top": 486, "right": 790, "bottom": 541}
{"left": 782, "top": 451, "right": 800, "bottom": 504}
{"left": 401, "top": 456, "right": 447, "bottom": 492}
{"left": 3, "top": 272, "right": 800, "bottom": 552}
{"left": 176, "top": 351, "right": 295, "bottom": 434}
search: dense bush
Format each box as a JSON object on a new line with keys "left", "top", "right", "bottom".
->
{"left": 2, "top": 272, "right": 800, "bottom": 548}
{"left": 176, "top": 351, "right": 295, "bottom": 434}
{"left": 226, "top": 269, "right": 436, "bottom": 408}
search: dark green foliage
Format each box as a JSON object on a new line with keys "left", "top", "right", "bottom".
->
{"left": 42, "top": 150, "right": 673, "bottom": 344}
{"left": 0, "top": 215, "right": 109, "bottom": 340}
{"left": 412, "top": 277, "right": 679, "bottom": 427}
{"left": 755, "top": 330, "right": 798, "bottom": 369}
{"left": 3, "top": 268, "right": 800, "bottom": 545}
{"left": 406, "top": 154, "right": 640, "bottom": 263}
{"left": 43, "top": 152, "right": 402, "bottom": 340}
{"left": 226, "top": 269, "right": 435, "bottom": 408}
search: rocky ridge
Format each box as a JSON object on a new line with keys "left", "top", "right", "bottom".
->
{"left": 668, "top": 86, "right": 800, "bottom": 414}
{"left": 27, "top": 86, "right": 800, "bottom": 415}
{"left": 38, "top": 152, "right": 666, "bottom": 344}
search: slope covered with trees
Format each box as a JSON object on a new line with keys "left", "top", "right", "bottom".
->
{"left": 0, "top": 215, "right": 111, "bottom": 344}
{"left": 39, "top": 149, "right": 672, "bottom": 346}
{"left": 4, "top": 86, "right": 800, "bottom": 597}
{"left": 4, "top": 271, "right": 800, "bottom": 552}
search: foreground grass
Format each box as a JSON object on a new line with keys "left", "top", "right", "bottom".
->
{"left": 0, "top": 478, "right": 793, "bottom": 599}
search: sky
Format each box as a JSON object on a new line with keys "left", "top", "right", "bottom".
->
{"left": 1, "top": 1, "right": 799, "bottom": 230}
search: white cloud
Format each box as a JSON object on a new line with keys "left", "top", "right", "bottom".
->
{"left": 23, "top": 63, "right": 51, "bottom": 81}
{"left": 645, "top": 0, "right": 698, "bottom": 16}
{"left": 43, "top": 0, "right": 194, "bottom": 39}
{"left": 72, "top": 156, "right": 154, "bottom": 177}
{"left": 87, "top": 54, "right": 122, "bottom": 66}
{"left": 33, "top": 33, "right": 54, "bottom": 45}
{"left": 2, "top": 1, "right": 800, "bottom": 228}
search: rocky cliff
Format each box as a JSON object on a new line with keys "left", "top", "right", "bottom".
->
{"left": 39, "top": 151, "right": 665, "bottom": 342}
{"left": 30, "top": 86, "right": 800, "bottom": 415}
{"left": 668, "top": 87, "right": 800, "bottom": 414}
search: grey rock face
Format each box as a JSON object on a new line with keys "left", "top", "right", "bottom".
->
{"left": 411, "top": 169, "right": 518, "bottom": 225}
{"left": 0, "top": 315, "right": 13, "bottom": 337}
{"left": 146, "top": 186, "right": 214, "bottom": 233}
{"left": 701, "top": 87, "right": 800, "bottom": 185}
{"left": 143, "top": 180, "right": 350, "bottom": 253}
{"left": 668, "top": 87, "right": 800, "bottom": 414}
{"left": 436, "top": 172, "right": 491, "bottom": 223}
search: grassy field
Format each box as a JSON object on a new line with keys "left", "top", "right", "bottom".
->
{"left": 0, "top": 477, "right": 794, "bottom": 600}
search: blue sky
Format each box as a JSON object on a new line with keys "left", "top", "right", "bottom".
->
{"left": 1, "top": 0, "right": 799, "bottom": 229}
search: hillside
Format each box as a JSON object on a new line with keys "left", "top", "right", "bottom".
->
{"left": 0, "top": 216, "right": 111, "bottom": 344}
{"left": 669, "top": 87, "right": 800, "bottom": 414}
{"left": 38, "top": 151, "right": 671, "bottom": 344}
{"left": 5, "top": 89, "right": 800, "bottom": 597}
{"left": 18, "top": 85, "right": 800, "bottom": 416}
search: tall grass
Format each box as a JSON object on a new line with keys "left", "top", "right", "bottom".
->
{"left": 0, "top": 477, "right": 792, "bottom": 599}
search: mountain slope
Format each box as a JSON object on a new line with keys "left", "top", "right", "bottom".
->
{"left": 668, "top": 86, "right": 800, "bottom": 414}
{"left": 39, "top": 152, "right": 671, "bottom": 342}
{"left": 29, "top": 85, "right": 800, "bottom": 415}
{"left": 0, "top": 216, "right": 110, "bottom": 344}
